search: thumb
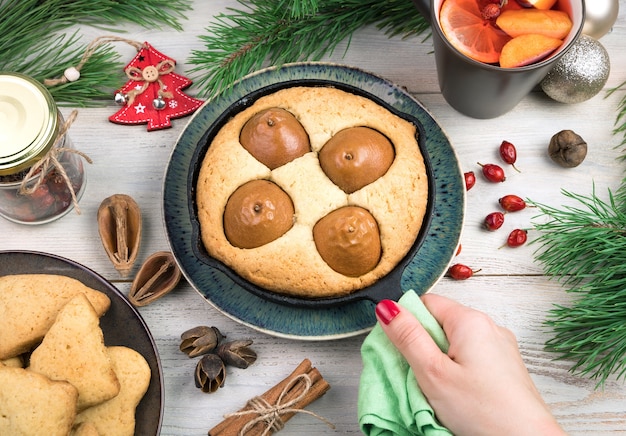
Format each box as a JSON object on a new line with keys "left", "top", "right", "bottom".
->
{"left": 375, "top": 299, "right": 450, "bottom": 386}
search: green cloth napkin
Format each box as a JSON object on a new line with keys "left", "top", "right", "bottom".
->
{"left": 358, "top": 290, "right": 453, "bottom": 436}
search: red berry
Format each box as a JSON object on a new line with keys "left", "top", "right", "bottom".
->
{"left": 29, "top": 184, "right": 56, "bottom": 211}
{"left": 448, "top": 263, "right": 480, "bottom": 280}
{"left": 456, "top": 244, "right": 462, "bottom": 256}
{"left": 499, "top": 194, "right": 526, "bottom": 212}
{"left": 464, "top": 171, "right": 476, "bottom": 190}
{"left": 477, "top": 162, "right": 506, "bottom": 183}
{"left": 506, "top": 229, "right": 528, "bottom": 247}
{"left": 484, "top": 211, "right": 505, "bottom": 231}
{"left": 499, "top": 140, "right": 520, "bottom": 172}
{"left": 482, "top": 3, "right": 501, "bottom": 19}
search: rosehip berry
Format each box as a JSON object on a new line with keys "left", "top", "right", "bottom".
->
{"left": 499, "top": 194, "right": 526, "bottom": 212}
{"left": 464, "top": 171, "right": 476, "bottom": 190}
{"left": 499, "top": 140, "right": 520, "bottom": 172}
{"left": 456, "top": 244, "right": 462, "bottom": 256}
{"left": 477, "top": 162, "right": 506, "bottom": 183}
{"left": 481, "top": 3, "right": 501, "bottom": 19}
{"left": 484, "top": 211, "right": 505, "bottom": 231}
{"left": 506, "top": 229, "right": 528, "bottom": 247}
{"left": 447, "top": 263, "right": 480, "bottom": 280}
{"left": 29, "top": 184, "right": 56, "bottom": 211}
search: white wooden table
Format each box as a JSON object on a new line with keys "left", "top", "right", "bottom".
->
{"left": 2, "top": 1, "right": 626, "bottom": 434}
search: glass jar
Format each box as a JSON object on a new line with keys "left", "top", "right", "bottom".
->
{"left": 0, "top": 72, "right": 86, "bottom": 224}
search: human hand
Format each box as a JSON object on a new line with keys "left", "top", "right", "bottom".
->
{"left": 375, "top": 294, "right": 566, "bottom": 436}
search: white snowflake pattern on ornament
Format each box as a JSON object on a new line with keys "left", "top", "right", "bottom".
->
{"left": 169, "top": 100, "right": 178, "bottom": 109}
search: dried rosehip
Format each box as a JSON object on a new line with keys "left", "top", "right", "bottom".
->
{"left": 499, "top": 195, "right": 526, "bottom": 212}
{"left": 29, "top": 184, "right": 56, "bottom": 211}
{"left": 448, "top": 263, "right": 480, "bottom": 280}
{"left": 506, "top": 229, "right": 528, "bottom": 247}
{"left": 477, "top": 162, "right": 506, "bottom": 183}
{"left": 482, "top": 3, "right": 501, "bottom": 20}
{"left": 464, "top": 171, "right": 476, "bottom": 190}
{"left": 499, "top": 140, "right": 520, "bottom": 172}
{"left": 484, "top": 211, "right": 505, "bottom": 231}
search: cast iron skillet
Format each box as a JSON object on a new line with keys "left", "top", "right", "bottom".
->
{"left": 187, "top": 79, "right": 435, "bottom": 309}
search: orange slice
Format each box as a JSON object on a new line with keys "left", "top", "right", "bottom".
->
{"left": 439, "top": 0, "right": 512, "bottom": 64}
{"left": 496, "top": 9, "right": 573, "bottom": 39}
{"left": 499, "top": 33, "right": 562, "bottom": 68}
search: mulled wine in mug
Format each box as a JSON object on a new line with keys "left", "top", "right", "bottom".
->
{"left": 411, "top": 0, "right": 585, "bottom": 119}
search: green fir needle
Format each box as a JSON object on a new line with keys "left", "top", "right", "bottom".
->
{"left": 0, "top": 0, "right": 191, "bottom": 106}
{"left": 530, "top": 185, "right": 626, "bottom": 387}
{"left": 607, "top": 80, "right": 626, "bottom": 148}
{"left": 188, "top": 0, "right": 430, "bottom": 99}
{"left": 530, "top": 81, "right": 626, "bottom": 386}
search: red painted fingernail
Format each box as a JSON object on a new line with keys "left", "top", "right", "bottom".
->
{"left": 376, "top": 299, "right": 400, "bottom": 325}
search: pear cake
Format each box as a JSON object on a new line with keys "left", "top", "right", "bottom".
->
{"left": 196, "top": 86, "right": 429, "bottom": 298}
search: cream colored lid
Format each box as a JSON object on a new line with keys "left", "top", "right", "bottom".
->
{"left": 0, "top": 72, "right": 58, "bottom": 175}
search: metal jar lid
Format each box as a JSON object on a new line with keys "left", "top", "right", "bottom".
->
{"left": 0, "top": 72, "right": 59, "bottom": 176}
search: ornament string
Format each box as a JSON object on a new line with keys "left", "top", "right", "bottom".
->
{"left": 19, "top": 110, "right": 92, "bottom": 214}
{"left": 224, "top": 374, "right": 335, "bottom": 436}
{"left": 44, "top": 36, "right": 146, "bottom": 86}
{"left": 124, "top": 60, "right": 175, "bottom": 106}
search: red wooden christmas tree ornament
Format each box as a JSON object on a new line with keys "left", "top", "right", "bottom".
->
{"left": 109, "top": 42, "right": 204, "bottom": 131}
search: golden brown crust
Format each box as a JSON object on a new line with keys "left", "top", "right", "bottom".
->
{"left": 0, "top": 366, "right": 79, "bottom": 436}
{"left": 28, "top": 294, "right": 120, "bottom": 411}
{"left": 0, "top": 274, "right": 111, "bottom": 360}
{"left": 196, "top": 86, "right": 428, "bottom": 298}
{"left": 73, "top": 346, "right": 151, "bottom": 436}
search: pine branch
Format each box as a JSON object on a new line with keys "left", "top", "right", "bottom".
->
{"left": 529, "top": 82, "right": 626, "bottom": 387}
{"left": 530, "top": 187, "right": 626, "bottom": 386}
{"left": 607, "top": 80, "right": 626, "bottom": 148}
{"left": 0, "top": 0, "right": 191, "bottom": 106}
{"left": 280, "top": 0, "right": 320, "bottom": 18}
{"left": 4, "top": 32, "right": 123, "bottom": 107}
{"left": 189, "top": 0, "right": 429, "bottom": 99}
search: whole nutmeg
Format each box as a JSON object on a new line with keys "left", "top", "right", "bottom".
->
{"left": 548, "top": 130, "right": 587, "bottom": 168}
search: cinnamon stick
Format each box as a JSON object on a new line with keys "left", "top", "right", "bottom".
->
{"left": 209, "top": 358, "right": 331, "bottom": 436}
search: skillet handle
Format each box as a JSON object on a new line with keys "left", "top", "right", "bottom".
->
{"left": 358, "top": 266, "right": 405, "bottom": 304}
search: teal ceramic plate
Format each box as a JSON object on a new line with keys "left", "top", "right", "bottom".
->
{"left": 163, "top": 63, "right": 464, "bottom": 340}
{"left": 0, "top": 250, "right": 163, "bottom": 434}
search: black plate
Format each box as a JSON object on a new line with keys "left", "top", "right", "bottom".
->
{"left": 0, "top": 250, "right": 163, "bottom": 435}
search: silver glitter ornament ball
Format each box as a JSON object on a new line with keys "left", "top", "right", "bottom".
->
{"left": 541, "top": 35, "right": 610, "bottom": 104}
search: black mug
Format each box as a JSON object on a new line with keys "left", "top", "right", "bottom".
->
{"left": 411, "top": 0, "right": 585, "bottom": 119}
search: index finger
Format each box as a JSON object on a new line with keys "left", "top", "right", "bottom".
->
{"left": 375, "top": 299, "right": 452, "bottom": 382}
